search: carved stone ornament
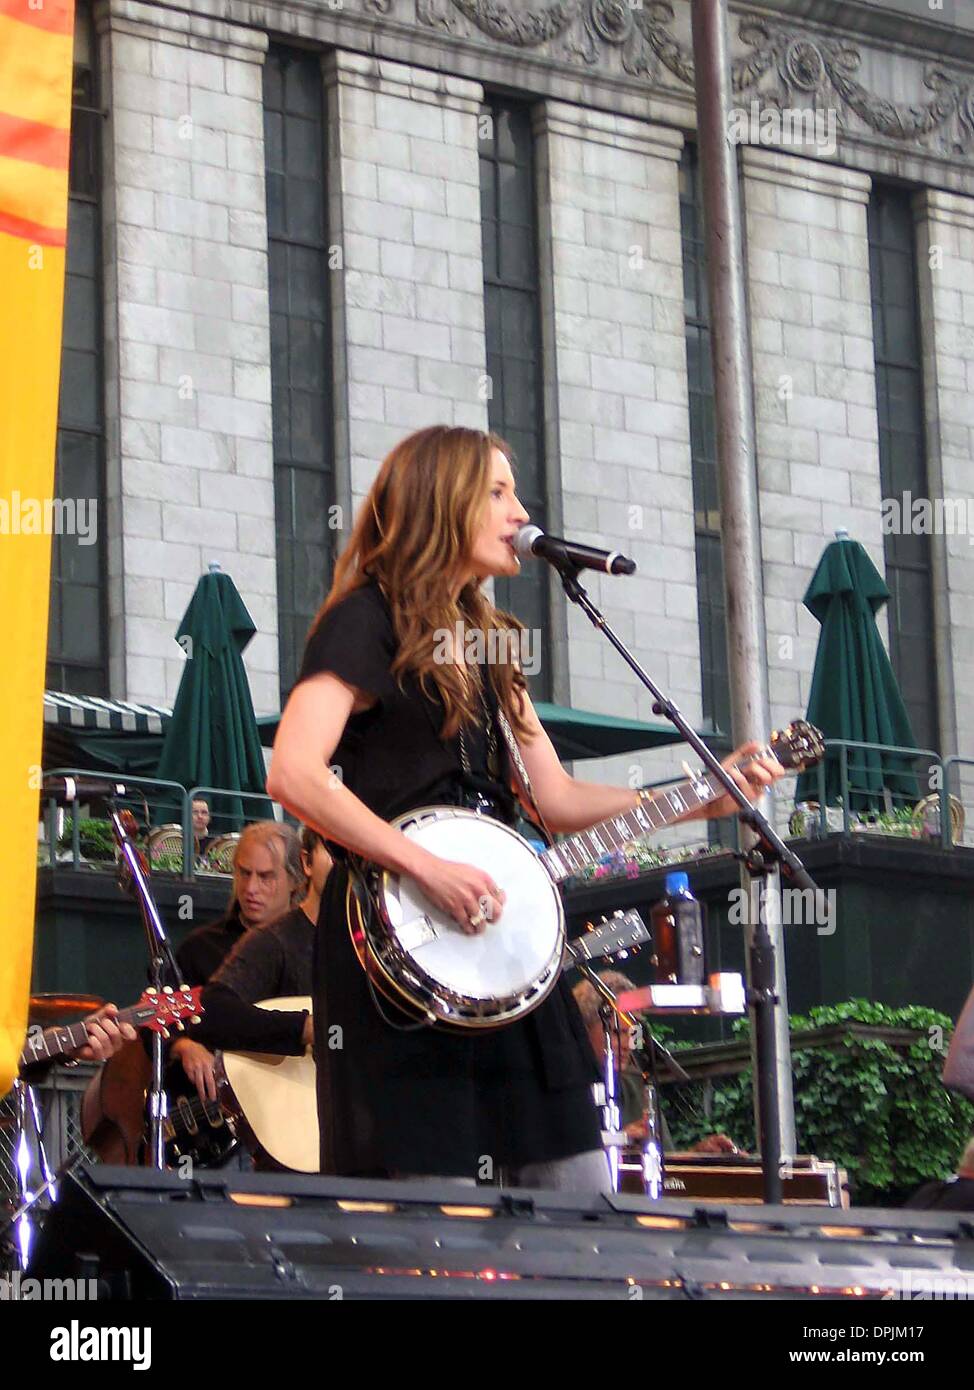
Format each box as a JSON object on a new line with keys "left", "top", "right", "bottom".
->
{"left": 411, "top": 0, "right": 974, "bottom": 154}
{"left": 428, "top": 0, "right": 584, "bottom": 47}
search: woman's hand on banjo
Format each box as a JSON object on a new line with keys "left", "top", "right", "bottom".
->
{"left": 409, "top": 851, "right": 506, "bottom": 935}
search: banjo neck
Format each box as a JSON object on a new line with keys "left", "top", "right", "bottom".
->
{"left": 539, "top": 745, "right": 774, "bottom": 885}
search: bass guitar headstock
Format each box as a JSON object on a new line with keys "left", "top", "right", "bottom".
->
{"left": 128, "top": 986, "right": 204, "bottom": 1038}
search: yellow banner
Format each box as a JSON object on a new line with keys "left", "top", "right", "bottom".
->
{"left": 0, "top": 0, "right": 75, "bottom": 1095}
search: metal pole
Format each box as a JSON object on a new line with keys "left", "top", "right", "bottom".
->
{"left": 689, "top": 0, "right": 796, "bottom": 1186}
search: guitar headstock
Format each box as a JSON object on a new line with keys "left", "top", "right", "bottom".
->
{"left": 770, "top": 720, "right": 824, "bottom": 772}
{"left": 132, "top": 986, "right": 204, "bottom": 1037}
{"left": 572, "top": 910, "right": 651, "bottom": 965}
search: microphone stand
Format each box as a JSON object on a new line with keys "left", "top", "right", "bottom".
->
{"left": 552, "top": 557, "right": 820, "bottom": 1203}
{"left": 109, "top": 805, "right": 183, "bottom": 1170}
{"left": 574, "top": 962, "right": 634, "bottom": 1195}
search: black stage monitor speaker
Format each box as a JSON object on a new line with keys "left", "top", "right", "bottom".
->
{"left": 29, "top": 1162, "right": 974, "bottom": 1300}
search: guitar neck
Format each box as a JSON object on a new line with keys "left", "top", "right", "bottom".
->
{"left": 541, "top": 747, "right": 773, "bottom": 884}
{"left": 19, "top": 1002, "right": 144, "bottom": 1070}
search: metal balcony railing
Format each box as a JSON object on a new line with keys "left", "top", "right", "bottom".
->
{"left": 39, "top": 769, "right": 286, "bottom": 880}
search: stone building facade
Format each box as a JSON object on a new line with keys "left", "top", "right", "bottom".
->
{"left": 53, "top": 0, "right": 974, "bottom": 826}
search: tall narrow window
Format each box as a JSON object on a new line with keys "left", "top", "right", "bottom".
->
{"left": 264, "top": 47, "right": 333, "bottom": 700}
{"left": 679, "top": 144, "right": 731, "bottom": 746}
{"left": 47, "top": 3, "right": 108, "bottom": 695}
{"left": 868, "top": 185, "right": 938, "bottom": 753}
{"left": 479, "top": 97, "right": 551, "bottom": 699}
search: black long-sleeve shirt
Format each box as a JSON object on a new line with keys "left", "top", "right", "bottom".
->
{"left": 184, "top": 905, "right": 315, "bottom": 1056}
{"left": 176, "top": 909, "right": 247, "bottom": 989}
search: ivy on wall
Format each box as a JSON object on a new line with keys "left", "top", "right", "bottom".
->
{"left": 666, "top": 999, "right": 974, "bottom": 1205}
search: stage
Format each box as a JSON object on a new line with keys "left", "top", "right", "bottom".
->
{"left": 23, "top": 1162, "right": 974, "bottom": 1302}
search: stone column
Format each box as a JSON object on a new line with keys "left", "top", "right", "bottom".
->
{"left": 742, "top": 148, "right": 881, "bottom": 739}
{"left": 534, "top": 103, "right": 694, "bottom": 797}
{"left": 323, "top": 52, "right": 488, "bottom": 518}
{"left": 97, "top": 0, "right": 277, "bottom": 711}
{"left": 914, "top": 189, "right": 974, "bottom": 791}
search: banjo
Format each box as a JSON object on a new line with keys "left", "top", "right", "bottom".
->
{"left": 347, "top": 720, "right": 823, "bottom": 1031}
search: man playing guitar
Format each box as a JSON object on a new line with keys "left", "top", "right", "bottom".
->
{"left": 17, "top": 1004, "right": 137, "bottom": 1086}
{"left": 168, "top": 821, "right": 308, "bottom": 1102}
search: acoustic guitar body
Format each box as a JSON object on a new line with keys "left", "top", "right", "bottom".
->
{"left": 217, "top": 997, "right": 318, "bottom": 1174}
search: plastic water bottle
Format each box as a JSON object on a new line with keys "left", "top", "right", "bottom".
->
{"left": 651, "top": 871, "right": 705, "bottom": 985}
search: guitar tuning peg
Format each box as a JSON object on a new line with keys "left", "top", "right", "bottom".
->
{"left": 146, "top": 988, "right": 158, "bottom": 997}
{"left": 175, "top": 1021, "right": 185, "bottom": 1031}
{"left": 190, "top": 1014, "right": 201, "bottom": 1025}
{"left": 178, "top": 983, "right": 188, "bottom": 992}
{"left": 161, "top": 1027, "right": 170, "bottom": 1039}
{"left": 163, "top": 986, "right": 173, "bottom": 995}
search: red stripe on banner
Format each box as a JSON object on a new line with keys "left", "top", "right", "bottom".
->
{"left": 0, "top": 0, "right": 74, "bottom": 35}
{"left": 0, "top": 205, "right": 66, "bottom": 245}
{"left": 0, "top": 111, "right": 70, "bottom": 170}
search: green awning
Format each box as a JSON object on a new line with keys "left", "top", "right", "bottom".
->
{"left": 258, "top": 701, "right": 704, "bottom": 762}
{"left": 528, "top": 703, "right": 709, "bottom": 761}
{"left": 44, "top": 694, "right": 708, "bottom": 776}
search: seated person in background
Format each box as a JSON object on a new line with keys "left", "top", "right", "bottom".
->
{"left": 169, "top": 821, "right": 307, "bottom": 1099}
{"left": 192, "top": 797, "right": 214, "bottom": 864}
{"left": 172, "top": 825, "right": 333, "bottom": 1103}
{"left": 572, "top": 971, "right": 673, "bottom": 1147}
{"left": 18, "top": 1003, "right": 137, "bottom": 1086}
{"left": 572, "top": 971, "right": 740, "bottom": 1155}
{"left": 174, "top": 821, "right": 303, "bottom": 988}
{"left": 904, "top": 1136, "right": 974, "bottom": 1211}
{"left": 943, "top": 982, "right": 974, "bottom": 1102}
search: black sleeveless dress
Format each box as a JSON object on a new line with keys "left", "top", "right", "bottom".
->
{"left": 297, "top": 579, "right": 601, "bottom": 1177}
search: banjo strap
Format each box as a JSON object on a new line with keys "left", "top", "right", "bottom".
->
{"left": 494, "top": 702, "right": 556, "bottom": 849}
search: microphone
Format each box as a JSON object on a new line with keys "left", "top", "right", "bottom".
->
{"left": 514, "top": 525, "right": 636, "bottom": 576}
{"left": 40, "top": 776, "right": 128, "bottom": 803}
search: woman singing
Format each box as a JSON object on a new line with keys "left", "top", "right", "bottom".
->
{"left": 267, "top": 425, "right": 781, "bottom": 1187}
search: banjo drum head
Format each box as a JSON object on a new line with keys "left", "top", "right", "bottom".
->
{"left": 382, "top": 809, "right": 564, "bottom": 1005}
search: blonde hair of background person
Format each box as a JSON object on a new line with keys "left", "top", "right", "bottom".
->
{"left": 572, "top": 971, "right": 638, "bottom": 1032}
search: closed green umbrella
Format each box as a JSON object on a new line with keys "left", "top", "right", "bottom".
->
{"left": 155, "top": 565, "right": 271, "bottom": 831}
{"left": 795, "top": 532, "right": 919, "bottom": 811}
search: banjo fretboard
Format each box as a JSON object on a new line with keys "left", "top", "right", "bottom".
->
{"left": 540, "top": 747, "right": 772, "bottom": 884}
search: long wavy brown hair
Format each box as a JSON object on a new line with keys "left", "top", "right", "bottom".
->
{"left": 308, "top": 425, "right": 534, "bottom": 743}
